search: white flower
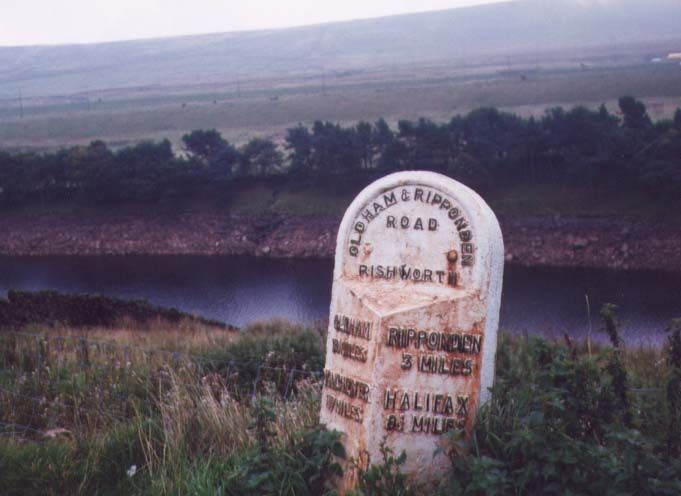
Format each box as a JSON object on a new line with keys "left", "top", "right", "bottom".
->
{"left": 126, "top": 465, "right": 137, "bottom": 477}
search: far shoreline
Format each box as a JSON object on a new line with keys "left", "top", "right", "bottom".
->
{"left": 2, "top": 208, "right": 680, "bottom": 274}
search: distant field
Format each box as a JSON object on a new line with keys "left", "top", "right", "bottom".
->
{"left": 2, "top": 0, "right": 681, "bottom": 151}
{"left": 1, "top": 57, "right": 681, "bottom": 152}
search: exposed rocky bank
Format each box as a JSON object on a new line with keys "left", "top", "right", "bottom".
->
{"left": 1, "top": 209, "right": 679, "bottom": 273}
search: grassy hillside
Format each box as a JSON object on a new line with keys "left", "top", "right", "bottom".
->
{"left": 1, "top": 0, "right": 680, "bottom": 150}
{"left": 2, "top": 64, "right": 681, "bottom": 152}
{"left": 1, "top": 0, "right": 680, "bottom": 99}
{"left": 233, "top": 182, "right": 679, "bottom": 223}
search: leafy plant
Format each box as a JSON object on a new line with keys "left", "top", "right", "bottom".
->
{"left": 351, "top": 438, "right": 418, "bottom": 496}
{"left": 442, "top": 333, "right": 681, "bottom": 495}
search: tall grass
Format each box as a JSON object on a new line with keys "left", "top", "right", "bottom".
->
{"left": 2, "top": 314, "right": 681, "bottom": 495}
{"left": 0, "top": 320, "right": 330, "bottom": 495}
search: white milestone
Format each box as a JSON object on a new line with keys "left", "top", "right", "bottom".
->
{"left": 320, "top": 171, "right": 504, "bottom": 491}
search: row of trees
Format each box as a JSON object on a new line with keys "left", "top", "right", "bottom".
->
{"left": 1, "top": 97, "right": 680, "bottom": 204}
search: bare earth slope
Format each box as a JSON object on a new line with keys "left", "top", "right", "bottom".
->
{"left": 1, "top": 208, "right": 679, "bottom": 274}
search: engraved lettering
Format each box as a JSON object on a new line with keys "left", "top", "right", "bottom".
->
{"left": 385, "top": 328, "right": 483, "bottom": 354}
{"left": 457, "top": 396, "right": 469, "bottom": 418}
{"left": 361, "top": 209, "right": 375, "bottom": 223}
{"left": 324, "top": 370, "right": 370, "bottom": 402}
{"left": 333, "top": 314, "right": 372, "bottom": 340}
{"left": 332, "top": 338, "right": 368, "bottom": 362}
{"left": 344, "top": 186, "right": 476, "bottom": 267}
{"left": 326, "top": 394, "right": 363, "bottom": 423}
{"left": 383, "top": 192, "right": 398, "bottom": 207}
{"left": 384, "top": 389, "right": 398, "bottom": 410}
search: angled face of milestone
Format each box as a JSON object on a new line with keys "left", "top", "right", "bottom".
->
{"left": 320, "top": 171, "right": 504, "bottom": 490}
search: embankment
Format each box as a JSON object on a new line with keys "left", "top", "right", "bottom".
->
{"left": 1, "top": 209, "right": 679, "bottom": 273}
{"left": 0, "top": 289, "right": 230, "bottom": 329}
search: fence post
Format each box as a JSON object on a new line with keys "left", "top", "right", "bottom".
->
{"left": 284, "top": 370, "right": 296, "bottom": 399}
{"left": 79, "top": 338, "right": 90, "bottom": 370}
{"left": 252, "top": 365, "right": 262, "bottom": 398}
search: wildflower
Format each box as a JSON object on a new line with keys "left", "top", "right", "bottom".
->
{"left": 126, "top": 465, "right": 137, "bottom": 477}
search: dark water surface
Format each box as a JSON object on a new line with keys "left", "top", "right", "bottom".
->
{"left": 0, "top": 256, "right": 679, "bottom": 345}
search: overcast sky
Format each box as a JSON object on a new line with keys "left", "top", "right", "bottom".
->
{"left": 0, "top": 0, "right": 506, "bottom": 47}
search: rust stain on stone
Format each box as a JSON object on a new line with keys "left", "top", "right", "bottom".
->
{"left": 447, "top": 249, "right": 459, "bottom": 287}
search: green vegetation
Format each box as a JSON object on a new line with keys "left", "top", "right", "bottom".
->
{"left": 2, "top": 306, "right": 681, "bottom": 495}
{"left": 200, "top": 180, "right": 676, "bottom": 221}
{"left": 440, "top": 334, "right": 679, "bottom": 494}
{"left": 1, "top": 98, "right": 680, "bottom": 213}
{"left": 0, "top": 321, "right": 331, "bottom": 495}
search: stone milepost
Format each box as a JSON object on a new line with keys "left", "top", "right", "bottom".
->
{"left": 320, "top": 171, "right": 504, "bottom": 490}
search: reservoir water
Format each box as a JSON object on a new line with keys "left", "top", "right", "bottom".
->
{"left": 0, "top": 255, "right": 679, "bottom": 345}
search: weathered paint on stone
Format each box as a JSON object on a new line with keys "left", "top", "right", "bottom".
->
{"left": 320, "top": 171, "right": 504, "bottom": 491}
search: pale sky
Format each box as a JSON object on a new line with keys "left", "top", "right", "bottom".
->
{"left": 0, "top": 0, "right": 505, "bottom": 47}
